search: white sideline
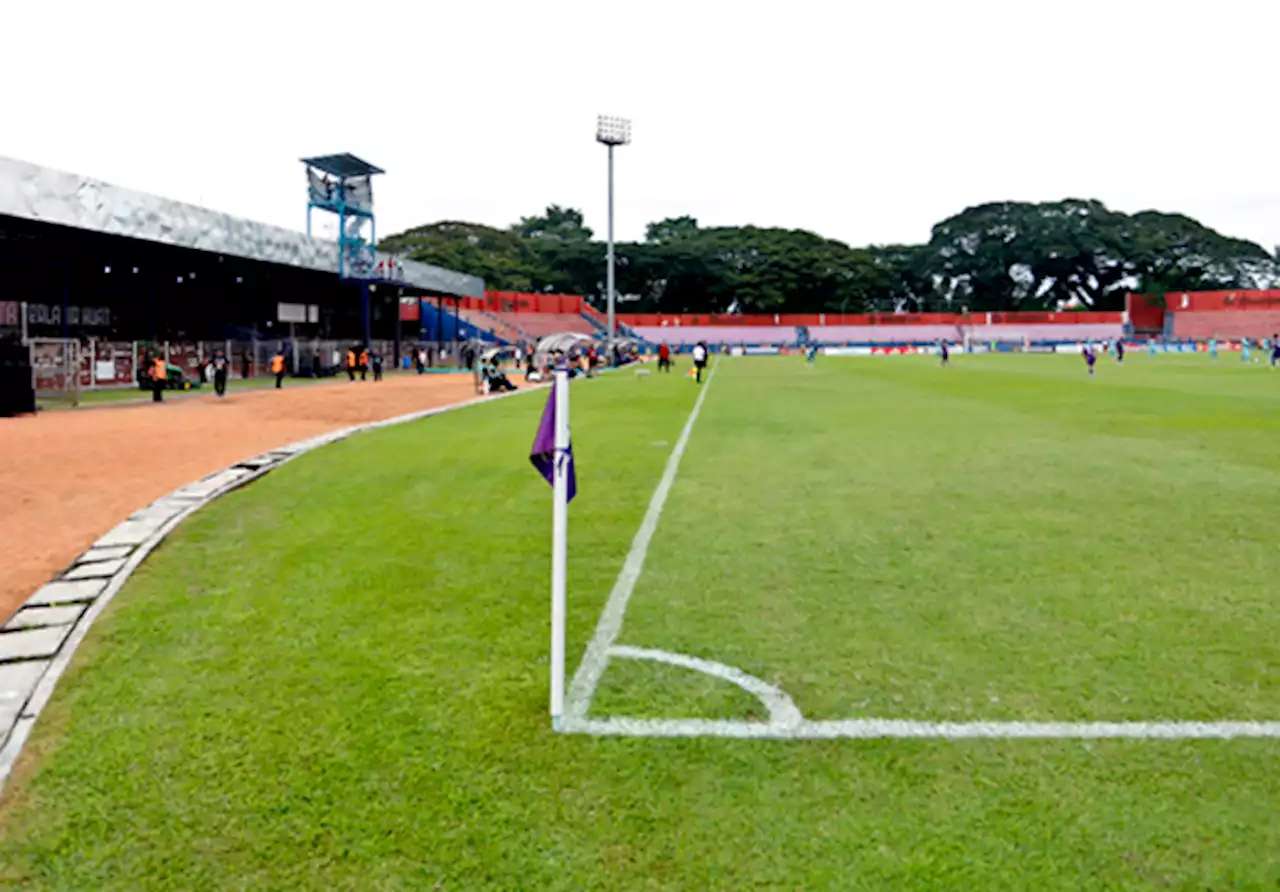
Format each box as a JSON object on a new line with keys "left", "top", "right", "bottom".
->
{"left": 562, "top": 717, "right": 1280, "bottom": 740}
{"left": 564, "top": 364, "right": 719, "bottom": 720}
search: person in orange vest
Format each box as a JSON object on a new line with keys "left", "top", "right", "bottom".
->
{"left": 149, "top": 352, "right": 167, "bottom": 403}
{"left": 271, "top": 348, "right": 286, "bottom": 388}
{"left": 346, "top": 347, "right": 357, "bottom": 381}
{"left": 358, "top": 346, "right": 369, "bottom": 381}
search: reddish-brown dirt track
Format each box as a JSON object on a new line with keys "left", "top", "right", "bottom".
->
{"left": 0, "top": 374, "right": 484, "bottom": 622}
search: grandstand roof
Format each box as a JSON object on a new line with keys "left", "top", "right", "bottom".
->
{"left": 301, "top": 154, "right": 385, "bottom": 179}
{"left": 0, "top": 154, "right": 481, "bottom": 298}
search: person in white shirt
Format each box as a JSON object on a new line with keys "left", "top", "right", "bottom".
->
{"left": 692, "top": 342, "right": 709, "bottom": 383}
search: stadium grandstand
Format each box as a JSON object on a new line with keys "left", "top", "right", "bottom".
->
{"left": 0, "top": 154, "right": 482, "bottom": 400}
{"left": 1128, "top": 290, "right": 1280, "bottom": 342}
{"left": 404, "top": 293, "right": 1128, "bottom": 352}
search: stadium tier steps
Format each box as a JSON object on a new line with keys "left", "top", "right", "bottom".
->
{"left": 634, "top": 326, "right": 800, "bottom": 346}
{"left": 634, "top": 323, "right": 1125, "bottom": 346}
{"left": 486, "top": 312, "right": 596, "bottom": 339}
{"left": 456, "top": 309, "right": 528, "bottom": 344}
{"left": 582, "top": 308, "right": 641, "bottom": 340}
{"left": 1171, "top": 310, "right": 1280, "bottom": 340}
{"left": 961, "top": 323, "right": 1124, "bottom": 343}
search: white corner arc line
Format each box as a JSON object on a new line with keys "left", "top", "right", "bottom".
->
{"left": 566, "top": 363, "right": 719, "bottom": 721}
{"left": 608, "top": 645, "right": 803, "bottom": 727}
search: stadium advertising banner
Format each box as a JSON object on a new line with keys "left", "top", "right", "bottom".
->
{"left": 24, "top": 304, "right": 111, "bottom": 327}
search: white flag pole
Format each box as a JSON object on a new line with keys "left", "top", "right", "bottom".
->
{"left": 550, "top": 369, "right": 570, "bottom": 729}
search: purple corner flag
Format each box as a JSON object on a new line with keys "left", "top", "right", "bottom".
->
{"left": 530, "top": 379, "right": 576, "bottom": 502}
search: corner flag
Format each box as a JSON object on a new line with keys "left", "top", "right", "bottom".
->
{"left": 530, "top": 377, "right": 577, "bottom": 502}
{"left": 532, "top": 371, "right": 574, "bottom": 728}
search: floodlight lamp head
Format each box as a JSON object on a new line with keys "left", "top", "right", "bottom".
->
{"left": 596, "top": 115, "right": 632, "bottom": 146}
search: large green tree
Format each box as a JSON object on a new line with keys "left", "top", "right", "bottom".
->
{"left": 382, "top": 200, "right": 1278, "bottom": 313}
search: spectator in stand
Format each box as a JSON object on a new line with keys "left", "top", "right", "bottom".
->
{"left": 658, "top": 343, "right": 672, "bottom": 373}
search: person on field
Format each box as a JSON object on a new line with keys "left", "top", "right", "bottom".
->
{"left": 1272, "top": 333, "right": 1280, "bottom": 368}
{"left": 212, "top": 348, "right": 228, "bottom": 397}
{"left": 272, "top": 349, "right": 286, "bottom": 388}
{"left": 658, "top": 343, "right": 672, "bottom": 373}
{"left": 415, "top": 347, "right": 425, "bottom": 375}
{"left": 346, "top": 347, "right": 357, "bottom": 381}
{"left": 149, "top": 352, "right": 166, "bottom": 402}
{"left": 1115, "top": 339, "right": 1125, "bottom": 364}
{"left": 1241, "top": 338, "right": 1252, "bottom": 363}
{"left": 1083, "top": 342, "right": 1096, "bottom": 377}
{"left": 938, "top": 339, "right": 949, "bottom": 367}
{"left": 372, "top": 351, "right": 384, "bottom": 382}
{"left": 359, "top": 346, "right": 369, "bottom": 381}
{"left": 240, "top": 350, "right": 251, "bottom": 380}
{"left": 692, "top": 341, "right": 708, "bottom": 383}
{"left": 481, "top": 357, "right": 517, "bottom": 393}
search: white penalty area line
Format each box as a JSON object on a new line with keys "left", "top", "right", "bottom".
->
{"left": 564, "top": 363, "right": 720, "bottom": 721}
{"left": 561, "top": 717, "right": 1280, "bottom": 740}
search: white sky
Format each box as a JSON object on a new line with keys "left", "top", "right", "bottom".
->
{"left": 4, "top": 0, "right": 1279, "bottom": 254}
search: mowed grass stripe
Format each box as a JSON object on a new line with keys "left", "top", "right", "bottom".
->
{"left": 608, "top": 356, "right": 1280, "bottom": 722}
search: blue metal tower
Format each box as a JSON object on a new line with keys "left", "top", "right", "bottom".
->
{"left": 302, "top": 154, "right": 384, "bottom": 343}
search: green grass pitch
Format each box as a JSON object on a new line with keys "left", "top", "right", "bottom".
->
{"left": 1, "top": 353, "right": 1278, "bottom": 889}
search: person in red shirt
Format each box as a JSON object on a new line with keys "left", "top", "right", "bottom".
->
{"left": 658, "top": 343, "right": 672, "bottom": 373}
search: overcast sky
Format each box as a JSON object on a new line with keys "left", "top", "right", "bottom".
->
{"left": 4, "top": 0, "right": 1279, "bottom": 254}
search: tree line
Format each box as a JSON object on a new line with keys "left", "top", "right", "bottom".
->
{"left": 379, "top": 200, "right": 1279, "bottom": 315}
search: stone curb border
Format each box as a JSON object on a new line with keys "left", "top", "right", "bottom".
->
{"left": 0, "top": 384, "right": 540, "bottom": 793}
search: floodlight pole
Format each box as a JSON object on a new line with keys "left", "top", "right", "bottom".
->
{"left": 606, "top": 143, "right": 616, "bottom": 348}
{"left": 596, "top": 116, "right": 631, "bottom": 358}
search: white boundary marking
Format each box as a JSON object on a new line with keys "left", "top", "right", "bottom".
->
{"left": 564, "top": 717, "right": 1280, "bottom": 740}
{"left": 608, "top": 645, "right": 802, "bottom": 727}
{"left": 565, "top": 363, "right": 718, "bottom": 721}
{"left": 561, "top": 359, "right": 1280, "bottom": 741}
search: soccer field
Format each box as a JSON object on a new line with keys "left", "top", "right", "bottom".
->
{"left": 2, "top": 354, "right": 1278, "bottom": 890}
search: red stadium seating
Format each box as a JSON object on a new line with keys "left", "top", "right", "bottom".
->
{"left": 487, "top": 312, "right": 595, "bottom": 339}
{"left": 1170, "top": 310, "right": 1280, "bottom": 341}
